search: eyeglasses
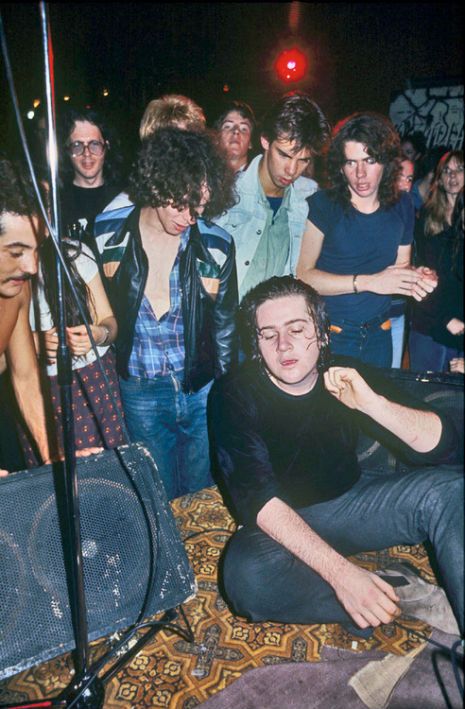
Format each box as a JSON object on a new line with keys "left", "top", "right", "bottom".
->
{"left": 443, "top": 165, "right": 464, "bottom": 177}
{"left": 67, "top": 140, "right": 106, "bottom": 157}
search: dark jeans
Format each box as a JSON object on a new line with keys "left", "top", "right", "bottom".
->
{"left": 329, "top": 315, "right": 392, "bottom": 368}
{"left": 222, "top": 465, "right": 464, "bottom": 634}
{"left": 119, "top": 373, "right": 212, "bottom": 499}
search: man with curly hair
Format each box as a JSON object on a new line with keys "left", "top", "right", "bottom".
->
{"left": 0, "top": 158, "right": 51, "bottom": 475}
{"left": 102, "top": 94, "right": 206, "bottom": 214}
{"left": 215, "top": 92, "right": 330, "bottom": 300}
{"left": 297, "top": 112, "right": 437, "bottom": 367}
{"left": 94, "top": 128, "right": 238, "bottom": 499}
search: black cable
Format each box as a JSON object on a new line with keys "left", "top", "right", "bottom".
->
{"left": 182, "top": 526, "right": 234, "bottom": 542}
{"left": 393, "top": 618, "right": 464, "bottom": 697}
{"left": 451, "top": 639, "right": 464, "bottom": 696}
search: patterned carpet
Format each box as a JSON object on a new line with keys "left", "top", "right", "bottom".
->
{"left": 0, "top": 486, "right": 436, "bottom": 709}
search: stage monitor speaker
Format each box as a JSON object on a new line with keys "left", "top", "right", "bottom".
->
{"left": 356, "top": 369, "right": 464, "bottom": 472}
{"left": 0, "top": 443, "right": 196, "bottom": 680}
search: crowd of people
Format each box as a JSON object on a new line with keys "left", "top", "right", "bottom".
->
{"left": 0, "top": 90, "right": 463, "bottom": 640}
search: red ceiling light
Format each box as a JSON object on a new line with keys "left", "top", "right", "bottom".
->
{"left": 274, "top": 47, "right": 308, "bottom": 83}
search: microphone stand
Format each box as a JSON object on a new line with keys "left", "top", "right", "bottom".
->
{"left": 38, "top": 4, "right": 104, "bottom": 706}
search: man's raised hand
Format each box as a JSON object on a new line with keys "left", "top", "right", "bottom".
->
{"left": 324, "top": 367, "right": 377, "bottom": 412}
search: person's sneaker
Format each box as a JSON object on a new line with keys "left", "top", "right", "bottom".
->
{"left": 377, "top": 563, "right": 460, "bottom": 635}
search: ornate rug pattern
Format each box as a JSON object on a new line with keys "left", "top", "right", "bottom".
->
{"left": 0, "top": 486, "right": 435, "bottom": 708}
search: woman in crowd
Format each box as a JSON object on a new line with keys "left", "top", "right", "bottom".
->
{"left": 27, "top": 235, "right": 125, "bottom": 463}
{"left": 409, "top": 151, "right": 464, "bottom": 372}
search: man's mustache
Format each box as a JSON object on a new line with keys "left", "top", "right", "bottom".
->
{"left": 7, "top": 273, "right": 32, "bottom": 282}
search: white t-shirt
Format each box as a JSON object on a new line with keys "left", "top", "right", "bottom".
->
{"left": 32, "top": 241, "right": 110, "bottom": 376}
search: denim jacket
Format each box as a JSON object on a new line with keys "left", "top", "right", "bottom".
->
{"left": 215, "top": 155, "right": 318, "bottom": 298}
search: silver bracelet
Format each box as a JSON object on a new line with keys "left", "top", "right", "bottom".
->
{"left": 98, "top": 324, "right": 111, "bottom": 346}
{"left": 353, "top": 274, "right": 359, "bottom": 294}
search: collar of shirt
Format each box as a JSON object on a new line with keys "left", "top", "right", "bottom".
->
{"left": 258, "top": 180, "right": 292, "bottom": 213}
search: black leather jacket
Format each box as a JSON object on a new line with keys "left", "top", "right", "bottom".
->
{"left": 100, "top": 208, "right": 238, "bottom": 392}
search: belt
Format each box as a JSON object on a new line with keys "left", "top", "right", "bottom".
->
{"left": 330, "top": 317, "right": 391, "bottom": 333}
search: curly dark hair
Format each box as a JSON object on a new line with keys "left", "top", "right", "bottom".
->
{"left": 128, "top": 127, "right": 237, "bottom": 220}
{"left": 239, "top": 275, "right": 331, "bottom": 372}
{"left": 0, "top": 157, "right": 39, "bottom": 234}
{"left": 327, "top": 112, "right": 401, "bottom": 210}
{"left": 59, "top": 106, "right": 123, "bottom": 185}
{"left": 261, "top": 92, "right": 330, "bottom": 155}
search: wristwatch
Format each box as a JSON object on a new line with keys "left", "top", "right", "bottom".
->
{"left": 98, "top": 324, "right": 111, "bottom": 346}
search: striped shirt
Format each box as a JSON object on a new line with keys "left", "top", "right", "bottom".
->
{"left": 127, "top": 231, "right": 188, "bottom": 379}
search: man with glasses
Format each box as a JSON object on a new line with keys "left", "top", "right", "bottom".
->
{"left": 215, "top": 93, "right": 330, "bottom": 301}
{"left": 59, "top": 107, "right": 123, "bottom": 246}
{"left": 209, "top": 275, "right": 463, "bottom": 637}
{"left": 214, "top": 100, "right": 256, "bottom": 173}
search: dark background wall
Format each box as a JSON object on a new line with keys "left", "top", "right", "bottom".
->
{"left": 1, "top": 2, "right": 463, "bottom": 160}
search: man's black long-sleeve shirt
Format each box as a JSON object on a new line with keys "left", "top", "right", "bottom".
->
{"left": 208, "top": 359, "right": 458, "bottom": 526}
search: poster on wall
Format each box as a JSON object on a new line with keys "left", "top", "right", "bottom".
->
{"left": 389, "top": 80, "right": 463, "bottom": 150}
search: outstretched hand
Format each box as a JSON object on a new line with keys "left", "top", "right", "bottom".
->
{"left": 372, "top": 265, "right": 437, "bottom": 301}
{"left": 324, "top": 367, "right": 377, "bottom": 412}
{"left": 0, "top": 449, "right": 103, "bottom": 479}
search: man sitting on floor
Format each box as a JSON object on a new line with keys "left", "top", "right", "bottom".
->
{"left": 208, "top": 276, "right": 463, "bottom": 636}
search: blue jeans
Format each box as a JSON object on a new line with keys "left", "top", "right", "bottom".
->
{"left": 390, "top": 314, "right": 406, "bottom": 368}
{"left": 409, "top": 329, "right": 463, "bottom": 373}
{"left": 119, "top": 374, "right": 213, "bottom": 500}
{"left": 222, "top": 465, "right": 464, "bottom": 634}
{"left": 329, "top": 315, "right": 393, "bottom": 368}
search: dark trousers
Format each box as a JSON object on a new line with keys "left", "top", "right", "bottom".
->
{"left": 222, "top": 465, "right": 464, "bottom": 634}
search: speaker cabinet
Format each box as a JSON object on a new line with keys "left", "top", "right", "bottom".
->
{"left": 356, "top": 369, "right": 464, "bottom": 471}
{"left": 0, "top": 443, "right": 196, "bottom": 680}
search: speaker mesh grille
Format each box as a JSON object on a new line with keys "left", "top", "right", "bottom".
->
{"left": 0, "top": 443, "right": 196, "bottom": 679}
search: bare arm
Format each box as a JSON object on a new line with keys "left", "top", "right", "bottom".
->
{"left": 324, "top": 366, "right": 442, "bottom": 453}
{"left": 7, "top": 285, "right": 50, "bottom": 464}
{"left": 257, "top": 496, "right": 400, "bottom": 629}
{"left": 297, "top": 221, "right": 436, "bottom": 302}
{"left": 65, "top": 271, "right": 118, "bottom": 357}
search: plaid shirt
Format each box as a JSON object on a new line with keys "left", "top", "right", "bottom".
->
{"left": 127, "top": 231, "right": 188, "bottom": 379}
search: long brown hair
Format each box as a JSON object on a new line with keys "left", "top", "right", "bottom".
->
{"left": 424, "top": 150, "right": 464, "bottom": 236}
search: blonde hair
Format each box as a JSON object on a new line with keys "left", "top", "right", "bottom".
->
{"left": 424, "top": 150, "right": 464, "bottom": 236}
{"left": 139, "top": 94, "right": 206, "bottom": 140}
